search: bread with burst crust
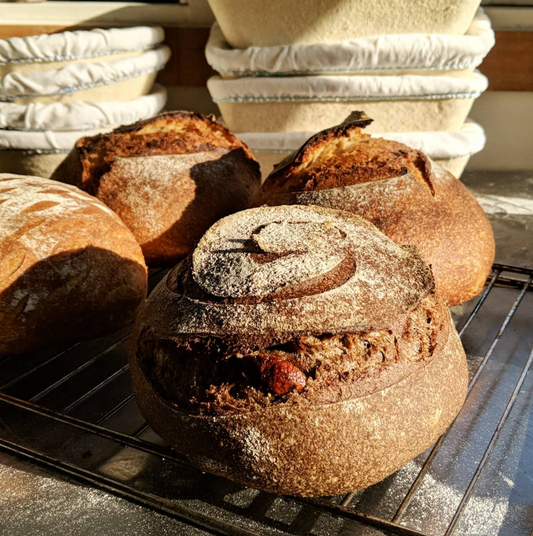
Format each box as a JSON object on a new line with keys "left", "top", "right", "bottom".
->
{"left": 51, "top": 111, "right": 261, "bottom": 266}
{"left": 257, "top": 112, "right": 495, "bottom": 306}
{"left": 131, "top": 205, "right": 468, "bottom": 496}
{"left": 0, "top": 174, "right": 147, "bottom": 357}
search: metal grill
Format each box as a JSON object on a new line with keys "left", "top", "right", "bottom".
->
{"left": 0, "top": 263, "right": 532, "bottom": 536}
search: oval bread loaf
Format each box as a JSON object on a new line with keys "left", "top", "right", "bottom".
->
{"left": 131, "top": 204, "right": 468, "bottom": 496}
{"left": 0, "top": 174, "right": 147, "bottom": 357}
{"left": 50, "top": 111, "right": 261, "bottom": 266}
{"left": 257, "top": 112, "right": 495, "bottom": 306}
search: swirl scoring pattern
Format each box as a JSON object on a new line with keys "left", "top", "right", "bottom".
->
{"left": 151, "top": 205, "right": 434, "bottom": 340}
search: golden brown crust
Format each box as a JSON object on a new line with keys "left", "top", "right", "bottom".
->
{"left": 0, "top": 174, "right": 147, "bottom": 357}
{"left": 52, "top": 111, "right": 256, "bottom": 195}
{"left": 259, "top": 113, "right": 495, "bottom": 306}
{"left": 50, "top": 112, "right": 261, "bottom": 266}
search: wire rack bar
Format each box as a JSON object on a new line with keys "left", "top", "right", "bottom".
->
{"left": 29, "top": 335, "right": 130, "bottom": 404}
{"left": 458, "top": 269, "right": 500, "bottom": 337}
{"left": 0, "top": 392, "right": 178, "bottom": 461}
{"left": 302, "top": 498, "right": 425, "bottom": 536}
{"left": 62, "top": 363, "right": 130, "bottom": 414}
{"left": 467, "top": 275, "right": 531, "bottom": 395}
{"left": 0, "top": 343, "right": 79, "bottom": 391}
{"left": 0, "top": 389, "right": 423, "bottom": 536}
{"left": 392, "top": 274, "right": 532, "bottom": 523}
{"left": 0, "top": 437, "right": 255, "bottom": 536}
{"left": 96, "top": 393, "right": 136, "bottom": 426}
{"left": 0, "top": 265, "right": 532, "bottom": 536}
{"left": 444, "top": 343, "right": 533, "bottom": 535}
{"left": 132, "top": 422, "right": 150, "bottom": 437}
{"left": 492, "top": 262, "right": 533, "bottom": 275}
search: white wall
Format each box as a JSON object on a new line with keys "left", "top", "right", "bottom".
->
{"left": 468, "top": 91, "right": 533, "bottom": 170}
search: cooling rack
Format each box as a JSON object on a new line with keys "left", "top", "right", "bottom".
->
{"left": 0, "top": 263, "right": 532, "bottom": 535}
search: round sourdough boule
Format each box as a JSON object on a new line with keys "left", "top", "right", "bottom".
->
{"left": 0, "top": 174, "right": 147, "bottom": 357}
{"left": 257, "top": 112, "right": 495, "bottom": 307}
{"left": 50, "top": 111, "right": 261, "bottom": 266}
{"left": 131, "top": 204, "right": 468, "bottom": 497}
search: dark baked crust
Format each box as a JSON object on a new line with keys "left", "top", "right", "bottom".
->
{"left": 0, "top": 174, "right": 147, "bottom": 357}
{"left": 50, "top": 112, "right": 261, "bottom": 266}
{"left": 136, "top": 291, "right": 446, "bottom": 414}
{"left": 51, "top": 111, "right": 256, "bottom": 196}
{"left": 130, "top": 307, "right": 467, "bottom": 497}
{"left": 130, "top": 204, "right": 467, "bottom": 496}
{"left": 258, "top": 112, "right": 495, "bottom": 306}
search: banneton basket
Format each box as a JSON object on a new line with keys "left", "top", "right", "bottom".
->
{"left": 0, "top": 46, "right": 170, "bottom": 105}
{"left": 238, "top": 121, "right": 486, "bottom": 180}
{"left": 0, "top": 84, "right": 167, "bottom": 131}
{"left": 0, "top": 86, "right": 167, "bottom": 178}
{"left": 208, "top": 0, "right": 483, "bottom": 47}
{"left": 0, "top": 26, "right": 165, "bottom": 77}
{"left": 206, "top": 9, "right": 494, "bottom": 78}
{"left": 208, "top": 72, "right": 488, "bottom": 133}
{"left": 0, "top": 128, "right": 105, "bottom": 179}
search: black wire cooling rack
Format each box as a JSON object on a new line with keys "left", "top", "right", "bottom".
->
{"left": 0, "top": 263, "right": 532, "bottom": 536}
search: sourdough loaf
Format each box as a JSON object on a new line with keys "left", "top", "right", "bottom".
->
{"left": 50, "top": 111, "right": 261, "bottom": 266}
{"left": 0, "top": 174, "right": 147, "bottom": 357}
{"left": 131, "top": 205, "right": 468, "bottom": 496}
{"left": 257, "top": 112, "right": 495, "bottom": 306}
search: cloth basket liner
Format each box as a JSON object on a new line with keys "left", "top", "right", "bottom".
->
{"left": 206, "top": 9, "right": 494, "bottom": 76}
{"left": 207, "top": 71, "right": 488, "bottom": 102}
{"left": 238, "top": 121, "right": 486, "bottom": 160}
{"left": 0, "top": 126, "right": 111, "bottom": 152}
{"left": 0, "top": 84, "right": 167, "bottom": 131}
{"left": 0, "top": 26, "right": 164, "bottom": 65}
{"left": 0, "top": 46, "right": 170, "bottom": 101}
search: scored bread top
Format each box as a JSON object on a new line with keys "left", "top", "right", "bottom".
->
{"left": 51, "top": 111, "right": 257, "bottom": 196}
{"left": 262, "top": 111, "right": 435, "bottom": 195}
{"left": 138, "top": 205, "right": 434, "bottom": 348}
{"left": 258, "top": 112, "right": 495, "bottom": 307}
{"left": 0, "top": 174, "right": 144, "bottom": 265}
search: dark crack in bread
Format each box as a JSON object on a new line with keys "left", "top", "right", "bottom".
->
{"left": 257, "top": 112, "right": 495, "bottom": 306}
{"left": 51, "top": 111, "right": 261, "bottom": 266}
{"left": 131, "top": 205, "right": 468, "bottom": 496}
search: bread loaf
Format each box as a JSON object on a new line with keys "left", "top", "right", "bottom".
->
{"left": 131, "top": 205, "right": 468, "bottom": 496}
{"left": 0, "top": 174, "right": 147, "bottom": 357}
{"left": 257, "top": 112, "right": 495, "bottom": 306}
{"left": 50, "top": 111, "right": 261, "bottom": 266}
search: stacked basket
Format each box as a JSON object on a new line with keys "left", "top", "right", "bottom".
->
{"left": 0, "top": 26, "right": 170, "bottom": 177}
{"left": 205, "top": 0, "right": 495, "bottom": 178}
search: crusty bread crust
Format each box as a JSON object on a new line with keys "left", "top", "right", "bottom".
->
{"left": 131, "top": 320, "right": 467, "bottom": 496}
{"left": 51, "top": 112, "right": 261, "bottom": 266}
{"left": 258, "top": 113, "right": 495, "bottom": 306}
{"left": 52, "top": 111, "right": 256, "bottom": 195}
{"left": 0, "top": 174, "right": 147, "bottom": 356}
{"left": 131, "top": 205, "right": 468, "bottom": 496}
{"left": 136, "top": 205, "right": 435, "bottom": 345}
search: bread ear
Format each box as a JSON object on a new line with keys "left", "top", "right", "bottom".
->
{"left": 259, "top": 115, "right": 494, "bottom": 306}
